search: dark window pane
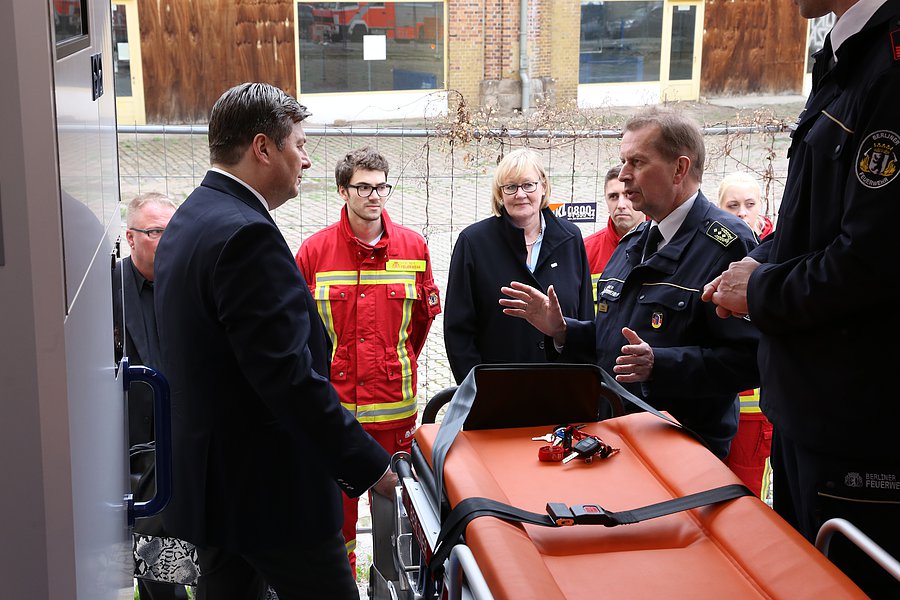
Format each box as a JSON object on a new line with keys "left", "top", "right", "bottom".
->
{"left": 579, "top": 1, "right": 663, "bottom": 84}
{"left": 668, "top": 5, "right": 696, "bottom": 81}
{"left": 298, "top": 2, "right": 445, "bottom": 94}
{"left": 54, "top": 0, "right": 87, "bottom": 45}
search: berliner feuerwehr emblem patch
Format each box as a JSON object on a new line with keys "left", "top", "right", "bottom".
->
{"left": 857, "top": 130, "right": 900, "bottom": 188}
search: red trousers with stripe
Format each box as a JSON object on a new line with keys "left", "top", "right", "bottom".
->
{"left": 342, "top": 424, "right": 415, "bottom": 577}
{"left": 724, "top": 411, "right": 773, "bottom": 499}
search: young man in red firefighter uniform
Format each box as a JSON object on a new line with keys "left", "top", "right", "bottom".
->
{"left": 296, "top": 147, "right": 441, "bottom": 574}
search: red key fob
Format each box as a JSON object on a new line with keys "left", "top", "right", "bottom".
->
{"left": 539, "top": 445, "right": 564, "bottom": 462}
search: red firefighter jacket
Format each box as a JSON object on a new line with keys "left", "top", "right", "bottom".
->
{"left": 296, "top": 206, "right": 441, "bottom": 430}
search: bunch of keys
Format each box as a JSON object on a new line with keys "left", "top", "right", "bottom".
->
{"left": 562, "top": 435, "right": 619, "bottom": 463}
{"left": 532, "top": 424, "right": 618, "bottom": 463}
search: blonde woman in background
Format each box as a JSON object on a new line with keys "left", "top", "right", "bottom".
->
{"left": 717, "top": 172, "right": 773, "bottom": 240}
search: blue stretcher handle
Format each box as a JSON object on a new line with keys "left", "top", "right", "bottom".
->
{"left": 122, "top": 357, "right": 172, "bottom": 526}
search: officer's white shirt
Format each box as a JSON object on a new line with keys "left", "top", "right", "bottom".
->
{"left": 832, "top": 0, "right": 889, "bottom": 61}
{"left": 648, "top": 190, "right": 699, "bottom": 252}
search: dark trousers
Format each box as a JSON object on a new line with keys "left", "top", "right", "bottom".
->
{"left": 772, "top": 432, "right": 900, "bottom": 599}
{"left": 195, "top": 531, "right": 359, "bottom": 600}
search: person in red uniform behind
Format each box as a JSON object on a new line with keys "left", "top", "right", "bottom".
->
{"left": 296, "top": 147, "right": 441, "bottom": 574}
{"left": 583, "top": 166, "right": 645, "bottom": 311}
{"left": 717, "top": 172, "right": 773, "bottom": 499}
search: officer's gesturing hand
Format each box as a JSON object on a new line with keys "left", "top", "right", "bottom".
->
{"left": 613, "top": 327, "right": 654, "bottom": 383}
{"left": 499, "top": 281, "right": 568, "bottom": 347}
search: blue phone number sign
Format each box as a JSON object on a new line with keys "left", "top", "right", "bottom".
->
{"left": 553, "top": 202, "right": 597, "bottom": 223}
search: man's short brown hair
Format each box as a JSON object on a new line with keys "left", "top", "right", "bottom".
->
{"left": 334, "top": 147, "right": 390, "bottom": 189}
{"left": 208, "top": 83, "right": 311, "bottom": 166}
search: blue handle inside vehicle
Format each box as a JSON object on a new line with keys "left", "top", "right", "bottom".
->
{"left": 122, "top": 357, "right": 172, "bottom": 526}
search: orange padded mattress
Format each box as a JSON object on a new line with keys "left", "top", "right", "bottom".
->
{"left": 415, "top": 412, "right": 865, "bottom": 599}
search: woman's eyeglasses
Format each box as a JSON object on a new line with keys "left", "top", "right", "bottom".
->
{"left": 500, "top": 181, "right": 540, "bottom": 195}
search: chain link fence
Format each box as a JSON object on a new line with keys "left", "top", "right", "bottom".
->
{"left": 118, "top": 104, "right": 796, "bottom": 409}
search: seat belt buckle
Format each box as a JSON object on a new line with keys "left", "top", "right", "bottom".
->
{"left": 546, "top": 502, "right": 575, "bottom": 526}
{"left": 571, "top": 504, "right": 616, "bottom": 526}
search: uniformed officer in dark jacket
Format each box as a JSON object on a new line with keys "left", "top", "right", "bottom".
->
{"left": 501, "top": 106, "right": 760, "bottom": 459}
{"left": 704, "top": 1, "right": 900, "bottom": 596}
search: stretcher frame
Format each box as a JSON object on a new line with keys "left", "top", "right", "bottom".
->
{"left": 368, "top": 364, "right": 868, "bottom": 600}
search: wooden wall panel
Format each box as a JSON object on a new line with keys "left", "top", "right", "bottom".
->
{"left": 701, "top": 0, "right": 807, "bottom": 96}
{"left": 139, "top": 0, "right": 297, "bottom": 123}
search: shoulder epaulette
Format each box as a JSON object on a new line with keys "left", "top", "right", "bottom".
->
{"left": 705, "top": 221, "right": 737, "bottom": 247}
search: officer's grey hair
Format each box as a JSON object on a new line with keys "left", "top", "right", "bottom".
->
{"left": 624, "top": 106, "right": 705, "bottom": 182}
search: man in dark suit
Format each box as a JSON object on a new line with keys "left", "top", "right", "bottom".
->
{"left": 113, "top": 192, "right": 189, "bottom": 600}
{"left": 154, "top": 83, "right": 394, "bottom": 600}
{"left": 114, "top": 192, "right": 177, "bottom": 446}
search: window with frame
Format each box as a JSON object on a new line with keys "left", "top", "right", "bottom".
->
{"left": 54, "top": 0, "right": 91, "bottom": 57}
{"left": 579, "top": 1, "right": 663, "bottom": 84}
{"left": 297, "top": 1, "right": 445, "bottom": 94}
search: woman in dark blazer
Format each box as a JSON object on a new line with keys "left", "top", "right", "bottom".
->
{"left": 444, "top": 148, "right": 594, "bottom": 384}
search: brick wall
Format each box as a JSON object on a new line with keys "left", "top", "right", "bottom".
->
{"left": 548, "top": 0, "right": 579, "bottom": 104}
{"left": 447, "top": 0, "right": 579, "bottom": 111}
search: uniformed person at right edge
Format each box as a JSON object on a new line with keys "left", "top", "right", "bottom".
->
{"left": 704, "top": 1, "right": 900, "bottom": 596}
{"left": 500, "top": 107, "right": 760, "bottom": 460}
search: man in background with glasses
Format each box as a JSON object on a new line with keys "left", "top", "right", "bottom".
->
{"left": 296, "top": 147, "right": 441, "bottom": 576}
{"left": 113, "top": 192, "right": 189, "bottom": 600}
{"left": 115, "top": 192, "right": 177, "bottom": 447}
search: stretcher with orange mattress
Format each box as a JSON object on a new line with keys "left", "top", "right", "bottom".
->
{"left": 371, "top": 365, "right": 866, "bottom": 600}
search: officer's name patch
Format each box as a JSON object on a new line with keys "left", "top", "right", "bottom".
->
{"left": 386, "top": 259, "right": 426, "bottom": 272}
{"left": 857, "top": 130, "right": 900, "bottom": 189}
{"left": 705, "top": 221, "right": 737, "bottom": 247}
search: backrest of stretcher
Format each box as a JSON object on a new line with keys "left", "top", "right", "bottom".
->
{"left": 461, "top": 364, "right": 621, "bottom": 430}
{"left": 415, "top": 413, "right": 865, "bottom": 600}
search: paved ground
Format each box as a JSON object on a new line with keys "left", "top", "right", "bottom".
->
{"left": 118, "top": 95, "right": 800, "bottom": 598}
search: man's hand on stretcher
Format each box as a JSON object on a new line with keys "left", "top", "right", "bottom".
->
{"left": 499, "top": 282, "right": 568, "bottom": 347}
{"left": 372, "top": 467, "right": 399, "bottom": 498}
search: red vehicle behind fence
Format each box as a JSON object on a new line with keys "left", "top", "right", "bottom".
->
{"left": 308, "top": 2, "right": 440, "bottom": 44}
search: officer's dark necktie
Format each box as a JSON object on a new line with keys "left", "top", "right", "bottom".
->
{"left": 642, "top": 225, "right": 663, "bottom": 262}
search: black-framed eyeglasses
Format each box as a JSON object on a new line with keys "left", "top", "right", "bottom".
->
{"left": 129, "top": 227, "right": 166, "bottom": 240}
{"left": 500, "top": 181, "right": 540, "bottom": 195}
{"left": 347, "top": 183, "right": 393, "bottom": 198}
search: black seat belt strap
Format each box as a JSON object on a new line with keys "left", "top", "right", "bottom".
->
{"left": 428, "top": 483, "right": 752, "bottom": 576}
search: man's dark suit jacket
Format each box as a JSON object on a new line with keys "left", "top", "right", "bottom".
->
{"left": 113, "top": 256, "right": 156, "bottom": 446}
{"left": 154, "top": 170, "right": 390, "bottom": 551}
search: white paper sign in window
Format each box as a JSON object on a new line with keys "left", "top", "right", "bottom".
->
{"left": 363, "top": 35, "right": 387, "bottom": 61}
